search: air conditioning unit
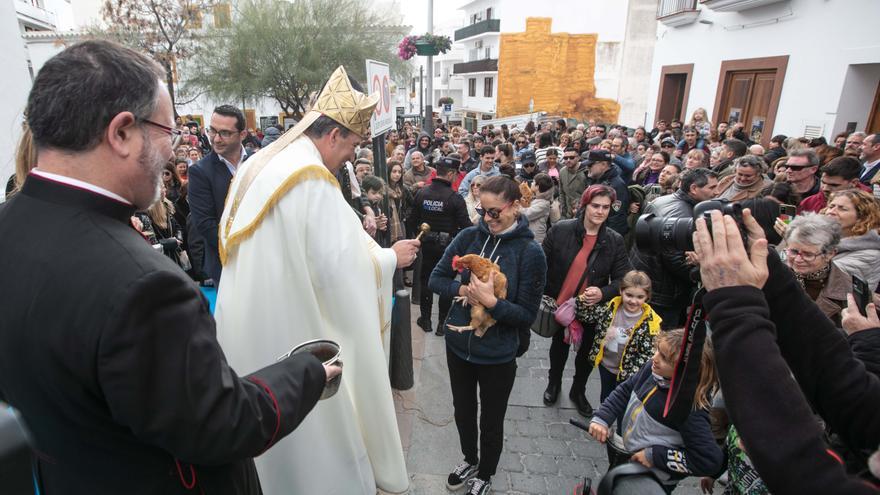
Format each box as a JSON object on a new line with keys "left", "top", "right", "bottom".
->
{"left": 475, "top": 40, "right": 483, "bottom": 49}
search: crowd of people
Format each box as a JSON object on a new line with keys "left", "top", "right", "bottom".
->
{"left": 2, "top": 39, "right": 880, "bottom": 495}
{"left": 327, "top": 111, "right": 880, "bottom": 493}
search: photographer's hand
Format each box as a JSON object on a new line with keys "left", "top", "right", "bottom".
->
{"left": 693, "top": 209, "right": 769, "bottom": 291}
{"left": 841, "top": 293, "right": 880, "bottom": 335}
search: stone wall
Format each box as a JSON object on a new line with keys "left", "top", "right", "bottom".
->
{"left": 496, "top": 17, "right": 619, "bottom": 123}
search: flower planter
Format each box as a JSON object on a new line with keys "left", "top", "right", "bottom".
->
{"left": 414, "top": 40, "right": 440, "bottom": 56}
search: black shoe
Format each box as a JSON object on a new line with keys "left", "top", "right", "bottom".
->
{"left": 435, "top": 320, "right": 446, "bottom": 336}
{"left": 416, "top": 316, "right": 432, "bottom": 332}
{"left": 569, "top": 391, "right": 594, "bottom": 418}
{"left": 543, "top": 382, "right": 560, "bottom": 406}
{"left": 446, "top": 461, "right": 479, "bottom": 491}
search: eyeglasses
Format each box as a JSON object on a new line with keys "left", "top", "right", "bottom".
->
{"left": 522, "top": 162, "right": 536, "bottom": 167}
{"left": 563, "top": 156, "right": 578, "bottom": 161}
{"left": 785, "top": 248, "right": 824, "bottom": 262}
{"left": 206, "top": 127, "right": 240, "bottom": 139}
{"left": 140, "top": 118, "right": 181, "bottom": 140}
{"left": 476, "top": 202, "right": 511, "bottom": 220}
{"left": 785, "top": 164, "right": 811, "bottom": 171}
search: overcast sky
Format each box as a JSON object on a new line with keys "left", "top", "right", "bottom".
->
{"left": 398, "top": 0, "right": 464, "bottom": 34}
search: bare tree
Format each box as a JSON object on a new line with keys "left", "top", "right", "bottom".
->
{"left": 98, "top": 0, "right": 214, "bottom": 116}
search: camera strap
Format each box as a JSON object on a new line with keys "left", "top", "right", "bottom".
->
{"left": 663, "top": 286, "right": 708, "bottom": 424}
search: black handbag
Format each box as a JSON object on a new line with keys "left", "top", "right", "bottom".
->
{"left": 531, "top": 266, "right": 590, "bottom": 338}
{"left": 531, "top": 295, "right": 564, "bottom": 337}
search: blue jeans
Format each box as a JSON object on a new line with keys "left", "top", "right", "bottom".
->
{"left": 598, "top": 365, "right": 619, "bottom": 404}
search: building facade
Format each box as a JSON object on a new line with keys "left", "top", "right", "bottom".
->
{"left": 648, "top": 0, "right": 880, "bottom": 145}
{"left": 410, "top": 0, "right": 658, "bottom": 131}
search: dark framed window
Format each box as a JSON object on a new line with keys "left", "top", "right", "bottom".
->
{"left": 468, "top": 78, "right": 476, "bottom": 97}
{"left": 484, "top": 77, "right": 493, "bottom": 98}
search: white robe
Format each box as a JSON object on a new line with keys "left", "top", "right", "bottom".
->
{"left": 214, "top": 135, "right": 409, "bottom": 494}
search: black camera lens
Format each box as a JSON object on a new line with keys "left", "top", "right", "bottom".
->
{"left": 634, "top": 200, "right": 745, "bottom": 254}
{"left": 634, "top": 214, "right": 695, "bottom": 252}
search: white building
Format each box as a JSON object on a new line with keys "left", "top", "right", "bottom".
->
{"left": 647, "top": 0, "right": 880, "bottom": 145}
{"left": 405, "top": 0, "right": 658, "bottom": 129}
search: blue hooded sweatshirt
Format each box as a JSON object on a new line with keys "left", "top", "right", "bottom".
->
{"left": 428, "top": 215, "right": 547, "bottom": 364}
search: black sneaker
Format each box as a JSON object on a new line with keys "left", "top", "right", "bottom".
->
{"left": 446, "top": 461, "right": 479, "bottom": 491}
{"left": 465, "top": 477, "right": 491, "bottom": 495}
{"left": 416, "top": 317, "right": 432, "bottom": 332}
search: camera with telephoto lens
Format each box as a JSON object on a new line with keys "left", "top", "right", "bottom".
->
{"left": 634, "top": 199, "right": 748, "bottom": 253}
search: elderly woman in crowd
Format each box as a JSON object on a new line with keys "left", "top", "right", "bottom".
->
{"left": 824, "top": 189, "right": 880, "bottom": 290}
{"left": 782, "top": 214, "right": 850, "bottom": 326}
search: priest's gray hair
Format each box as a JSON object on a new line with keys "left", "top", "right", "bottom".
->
{"left": 784, "top": 213, "right": 841, "bottom": 254}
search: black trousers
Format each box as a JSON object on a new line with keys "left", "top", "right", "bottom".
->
{"left": 547, "top": 325, "right": 597, "bottom": 395}
{"left": 446, "top": 348, "right": 517, "bottom": 480}
{"left": 419, "top": 240, "right": 451, "bottom": 321}
{"left": 653, "top": 303, "right": 685, "bottom": 330}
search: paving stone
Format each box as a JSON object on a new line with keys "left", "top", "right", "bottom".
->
{"left": 515, "top": 365, "right": 531, "bottom": 377}
{"left": 514, "top": 420, "right": 547, "bottom": 438}
{"left": 505, "top": 405, "right": 530, "bottom": 420}
{"left": 509, "top": 473, "right": 547, "bottom": 494}
{"left": 498, "top": 452, "right": 524, "bottom": 473}
{"left": 546, "top": 476, "right": 583, "bottom": 495}
{"left": 547, "top": 422, "right": 573, "bottom": 439}
{"left": 490, "top": 472, "right": 511, "bottom": 492}
{"left": 533, "top": 437, "right": 570, "bottom": 456}
{"left": 570, "top": 439, "right": 608, "bottom": 458}
{"left": 527, "top": 406, "right": 561, "bottom": 422}
{"left": 522, "top": 454, "right": 558, "bottom": 474}
{"left": 522, "top": 357, "right": 545, "bottom": 367}
{"left": 505, "top": 436, "right": 534, "bottom": 454}
{"left": 557, "top": 456, "right": 590, "bottom": 477}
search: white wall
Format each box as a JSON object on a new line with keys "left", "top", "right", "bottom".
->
{"left": 647, "top": 0, "right": 880, "bottom": 139}
{"left": 834, "top": 63, "right": 880, "bottom": 134}
{"left": 1, "top": 0, "right": 33, "bottom": 200}
{"left": 617, "top": 0, "right": 659, "bottom": 127}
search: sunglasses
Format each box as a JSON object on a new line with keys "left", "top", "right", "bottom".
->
{"left": 785, "top": 164, "right": 811, "bottom": 171}
{"left": 563, "top": 156, "right": 578, "bottom": 160}
{"left": 476, "top": 202, "right": 511, "bottom": 219}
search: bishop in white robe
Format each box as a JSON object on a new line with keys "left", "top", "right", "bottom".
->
{"left": 214, "top": 66, "right": 419, "bottom": 494}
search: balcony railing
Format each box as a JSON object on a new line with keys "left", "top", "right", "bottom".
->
{"left": 454, "top": 19, "right": 500, "bottom": 42}
{"left": 657, "top": 0, "right": 698, "bottom": 17}
{"left": 453, "top": 59, "right": 498, "bottom": 74}
{"left": 700, "top": 0, "right": 787, "bottom": 12}
{"left": 657, "top": 0, "right": 700, "bottom": 26}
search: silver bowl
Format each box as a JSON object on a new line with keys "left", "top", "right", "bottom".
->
{"left": 281, "top": 339, "right": 342, "bottom": 400}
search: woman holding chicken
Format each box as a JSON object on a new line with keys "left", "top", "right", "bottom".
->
{"left": 428, "top": 176, "right": 547, "bottom": 495}
{"left": 541, "top": 185, "right": 632, "bottom": 418}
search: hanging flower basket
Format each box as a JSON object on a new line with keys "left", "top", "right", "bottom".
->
{"left": 438, "top": 96, "right": 454, "bottom": 105}
{"left": 398, "top": 33, "right": 452, "bottom": 60}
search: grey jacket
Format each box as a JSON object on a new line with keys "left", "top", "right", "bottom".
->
{"left": 833, "top": 229, "right": 880, "bottom": 291}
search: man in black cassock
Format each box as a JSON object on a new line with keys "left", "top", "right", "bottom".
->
{"left": 0, "top": 40, "right": 338, "bottom": 494}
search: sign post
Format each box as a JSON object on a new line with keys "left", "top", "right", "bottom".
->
{"left": 366, "top": 59, "right": 393, "bottom": 246}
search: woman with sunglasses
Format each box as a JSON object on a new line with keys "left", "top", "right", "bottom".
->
{"left": 541, "top": 185, "right": 631, "bottom": 418}
{"left": 428, "top": 176, "right": 546, "bottom": 495}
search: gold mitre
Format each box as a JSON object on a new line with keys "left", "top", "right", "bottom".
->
{"left": 312, "top": 65, "right": 380, "bottom": 137}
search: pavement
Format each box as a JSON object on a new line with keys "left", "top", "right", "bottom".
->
{"left": 393, "top": 299, "right": 704, "bottom": 495}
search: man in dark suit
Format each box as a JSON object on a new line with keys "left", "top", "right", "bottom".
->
{"left": 0, "top": 40, "right": 339, "bottom": 495}
{"left": 188, "top": 105, "right": 251, "bottom": 285}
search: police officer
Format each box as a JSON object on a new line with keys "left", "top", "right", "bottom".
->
{"left": 409, "top": 154, "right": 472, "bottom": 335}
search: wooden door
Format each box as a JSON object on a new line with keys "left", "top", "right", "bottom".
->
{"left": 746, "top": 72, "right": 775, "bottom": 142}
{"left": 720, "top": 70, "right": 776, "bottom": 142}
{"left": 868, "top": 80, "right": 880, "bottom": 134}
{"left": 658, "top": 73, "right": 687, "bottom": 122}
